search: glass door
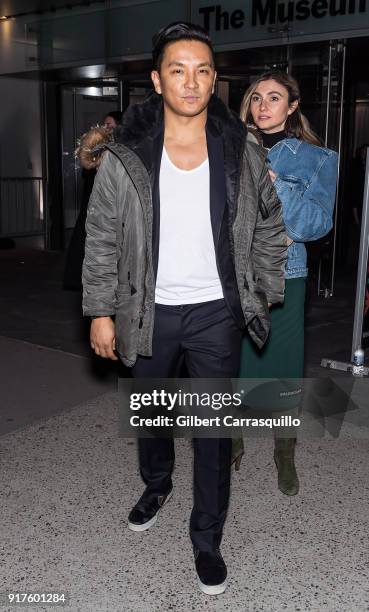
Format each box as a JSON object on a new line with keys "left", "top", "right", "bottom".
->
{"left": 288, "top": 40, "right": 346, "bottom": 298}
{"left": 61, "top": 79, "right": 154, "bottom": 236}
{"left": 61, "top": 85, "right": 120, "bottom": 234}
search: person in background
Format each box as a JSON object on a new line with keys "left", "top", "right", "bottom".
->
{"left": 102, "top": 110, "right": 123, "bottom": 133}
{"left": 63, "top": 112, "right": 122, "bottom": 291}
{"left": 234, "top": 71, "right": 338, "bottom": 495}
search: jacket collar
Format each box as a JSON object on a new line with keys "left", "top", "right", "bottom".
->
{"left": 115, "top": 91, "right": 245, "bottom": 167}
{"left": 274, "top": 138, "right": 303, "bottom": 154}
{"left": 115, "top": 91, "right": 163, "bottom": 152}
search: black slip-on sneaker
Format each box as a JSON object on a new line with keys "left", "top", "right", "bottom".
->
{"left": 194, "top": 547, "right": 227, "bottom": 595}
{"left": 128, "top": 488, "right": 173, "bottom": 532}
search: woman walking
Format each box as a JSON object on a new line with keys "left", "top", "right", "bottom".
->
{"left": 235, "top": 71, "right": 338, "bottom": 495}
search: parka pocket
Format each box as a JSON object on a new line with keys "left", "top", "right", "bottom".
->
{"left": 258, "top": 198, "right": 269, "bottom": 220}
{"left": 114, "top": 289, "right": 141, "bottom": 365}
{"left": 115, "top": 283, "right": 131, "bottom": 304}
{"left": 242, "top": 272, "right": 270, "bottom": 348}
{"left": 242, "top": 268, "right": 269, "bottom": 322}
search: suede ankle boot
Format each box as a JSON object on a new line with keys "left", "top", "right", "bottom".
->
{"left": 274, "top": 438, "right": 299, "bottom": 496}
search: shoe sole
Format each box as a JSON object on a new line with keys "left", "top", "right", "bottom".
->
{"left": 197, "top": 577, "right": 227, "bottom": 595}
{"left": 128, "top": 489, "right": 173, "bottom": 532}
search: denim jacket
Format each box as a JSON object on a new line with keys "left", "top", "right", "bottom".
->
{"left": 266, "top": 138, "right": 338, "bottom": 279}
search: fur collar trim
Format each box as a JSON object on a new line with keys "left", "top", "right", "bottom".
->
{"left": 115, "top": 91, "right": 245, "bottom": 150}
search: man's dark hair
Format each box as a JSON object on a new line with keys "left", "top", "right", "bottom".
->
{"left": 152, "top": 22, "right": 215, "bottom": 72}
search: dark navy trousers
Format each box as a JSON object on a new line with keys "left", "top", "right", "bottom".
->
{"left": 132, "top": 298, "right": 242, "bottom": 552}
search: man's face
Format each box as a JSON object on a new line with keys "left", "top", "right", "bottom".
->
{"left": 151, "top": 39, "right": 216, "bottom": 118}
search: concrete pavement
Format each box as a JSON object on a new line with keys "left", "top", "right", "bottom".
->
{"left": 1, "top": 246, "right": 368, "bottom": 611}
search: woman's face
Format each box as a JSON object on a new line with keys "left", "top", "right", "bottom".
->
{"left": 249, "top": 79, "right": 298, "bottom": 133}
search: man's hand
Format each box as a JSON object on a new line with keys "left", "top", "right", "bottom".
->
{"left": 90, "top": 317, "right": 118, "bottom": 360}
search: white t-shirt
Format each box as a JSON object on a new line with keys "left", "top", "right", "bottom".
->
{"left": 155, "top": 147, "right": 223, "bottom": 305}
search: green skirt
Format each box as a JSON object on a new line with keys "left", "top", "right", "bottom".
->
{"left": 239, "top": 277, "right": 306, "bottom": 379}
{"left": 232, "top": 278, "right": 306, "bottom": 465}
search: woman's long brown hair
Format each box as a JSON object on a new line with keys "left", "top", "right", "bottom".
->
{"left": 240, "top": 70, "right": 322, "bottom": 146}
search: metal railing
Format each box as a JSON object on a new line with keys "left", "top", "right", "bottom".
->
{"left": 0, "top": 177, "right": 44, "bottom": 237}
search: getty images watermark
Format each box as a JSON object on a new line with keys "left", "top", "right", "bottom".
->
{"left": 128, "top": 388, "right": 300, "bottom": 430}
{"left": 118, "top": 378, "right": 309, "bottom": 438}
{"left": 117, "top": 377, "right": 363, "bottom": 439}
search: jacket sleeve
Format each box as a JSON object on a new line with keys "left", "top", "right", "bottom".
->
{"left": 251, "top": 163, "right": 288, "bottom": 304}
{"left": 82, "top": 151, "right": 120, "bottom": 317}
{"left": 273, "top": 151, "right": 338, "bottom": 242}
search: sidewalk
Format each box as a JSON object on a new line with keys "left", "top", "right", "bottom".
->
{"left": 1, "top": 389, "right": 368, "bottom": 611}
{"left": 1, "top": 246, "right": 368, "bottom": 611}
{"left": 0, "top": 335, "right": 115, "bottom": 435}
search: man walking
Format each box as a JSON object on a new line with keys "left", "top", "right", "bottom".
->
{"left": 82, "top": 22, "right": 286, "bottom": 594}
